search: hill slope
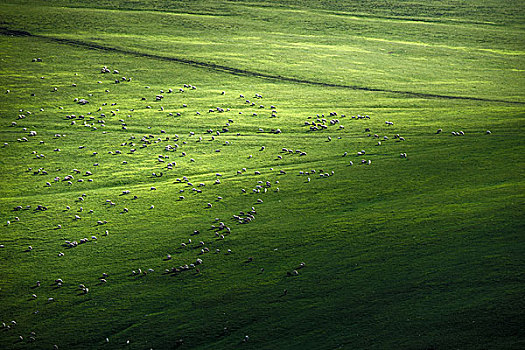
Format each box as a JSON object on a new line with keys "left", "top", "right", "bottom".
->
{"left": 0, "top": 1, "right": 524, "bottom": 349}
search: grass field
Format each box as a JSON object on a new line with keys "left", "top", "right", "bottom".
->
{"left": 0, "top": 1, "right": 524, "bottom": 349}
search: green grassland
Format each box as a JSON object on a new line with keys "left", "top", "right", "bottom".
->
{"left": 0, "top": 1, "right": 524, "bottom": 349}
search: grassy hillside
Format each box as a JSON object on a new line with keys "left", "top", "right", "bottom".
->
{"left": 0, "top": 1, "right": 524, "bottom": 349}
{"left": 2, "top": 0, "right": 524, "bottom": 102}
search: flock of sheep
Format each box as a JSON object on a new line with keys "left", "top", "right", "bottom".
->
{"left": 2, "top": 61, "right": 486, "bottom": 348}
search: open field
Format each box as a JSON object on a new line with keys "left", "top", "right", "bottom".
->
{"left": 0, "top": 1, "right": 524, "bottom": 349}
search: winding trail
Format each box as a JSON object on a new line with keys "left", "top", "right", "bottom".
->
{"left": 2, "top": 27, "right": 524, "bottom": 105}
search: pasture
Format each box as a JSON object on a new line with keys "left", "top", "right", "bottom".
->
{"left": 0, "top": 1, "right": 524, "bottom": 349}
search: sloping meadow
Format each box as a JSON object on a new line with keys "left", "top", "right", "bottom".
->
{"left": 0, "top": 1, "right": 524, "bottom": 349}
